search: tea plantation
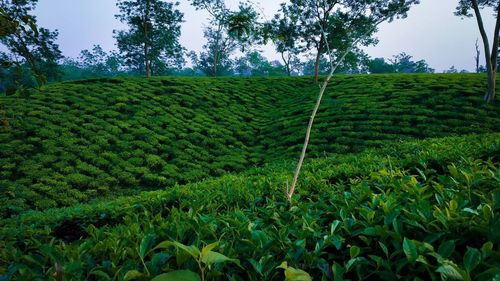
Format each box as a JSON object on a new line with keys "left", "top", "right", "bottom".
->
{"left": 0, "top": 74, "right": 499, "bottom": 280}
{"left": 0, "top": 134, "right": 499, "bottom": 280}
{"left": 0, "top": 74, "right": 498, "bottom": 217}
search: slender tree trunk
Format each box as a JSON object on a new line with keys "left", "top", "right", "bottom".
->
{"left": 471, "top": 0, "right": 498, "bottom": 102}
{"left": 281, "top": 51, "right": 291, "bottom": 76}
{"left": 212, "top": 24, "right": 224, "bottom": 77}
{"left": 314, "top": 34, "right": 324, "bottom": 83}
{"left": 488, "top": 4, "right": 500, "bottom": 102}
{"left": 287, "top": 17, "right": 383, "bottom": 202}
{"left": 144, "top": 42, "right": 151, "bottom": 78}
{"left": 475, "top": 39, "right": 480, "bottom": 73}
{"left": 213, "top": 50, "right": 219, "bottom": 76}
{"left": 144, "top": 0, "right": 151, "bottom": 78}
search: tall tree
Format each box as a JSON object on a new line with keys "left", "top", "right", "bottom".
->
{"left": 366, "top": 57, "right": 395, "bottom": 73}
{"left": 285, "top": 0, "right": 420, "bottom": 201}
{"left": 191, "top": 21, "right": 237, "bottom": 76}
{"left": 189, "top": 0, "right": 259, "bottom": 76}
{"left": 390, "top": 52, "right": 434, "bottom": 73}
{"left": 456, "top": 0, "right": 500, "bottom": 102}
{"left": 189, "top": 27, "right": 236, "bottom": 77}
{"left": 270, "top": 13, "right": 301, "bottom": 76}
{"left": 114, "top": 0, "right": 184, "bottom": 77}
{"left": 233, "top": 50, "right": 285, "bottom": 76}
{"left": 77, "top": 45, "right": 123, "bottom": 78}
{"left": 276, "top": 0, "right": 382, "bottom": 83}
{"left": 0, "top": 0, "right": 62, "bottom": 92}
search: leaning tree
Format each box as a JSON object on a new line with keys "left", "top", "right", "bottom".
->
{"left": 285, "top": 0, "right": 420, "bottom": 201}
{"left": 0, "top": 0, "right": 62, "bottom": 92}
{"left": 456, "top": 0, "right": 499, "bottom": 102}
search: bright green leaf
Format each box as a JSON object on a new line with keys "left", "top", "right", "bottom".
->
{"left": 201, "top": 242, "right": 218, "bottom": 260}
{"left": 174, "top": 242, "right": 200, "bottom": 259}
{"left": 436, "top": 264, "right": 465, "bottom": 281}
{"left": 124, "top": 270, "right": 145, "bottom": 281}
{"left": 278, "top": 262, "right": 312, "bottom": 281}
{"left": 156, "top": 241, "right": 201, "bottom": 259}
{"left": 140, "top": 233, "right": 156, "bottom": 259}
{"left": 331, "top": 220, "right": 341, "bottom": 234}
{"left": 201, "top": 250, "right": 236, "bottom": 265}
{"left": 350, "top": 246, "right": 360, "bottom": 259}
{"left": 362, "top": 227, "right": 379, "bottom": 236}
{"left": 403, "top": 238, "right": 418, "bottom": 263}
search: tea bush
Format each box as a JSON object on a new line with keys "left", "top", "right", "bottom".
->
{"left": 1, "top": 74, "right": 498, "bottom": 216}
{"left": 0, "top": 133, "right": 498, "bottom": 280}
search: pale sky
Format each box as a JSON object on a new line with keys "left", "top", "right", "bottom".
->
{"left": 33, "top": 0, "right": 497, "bottom": 72}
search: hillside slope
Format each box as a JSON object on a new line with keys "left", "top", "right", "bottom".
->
{"left": 0, "top": 74, "right": 499, "bottom": 215}
{"left": 1, "top": 133, "right": 499, "bottom": 280}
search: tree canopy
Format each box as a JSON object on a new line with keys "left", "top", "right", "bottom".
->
{"left": 114, "top": 0, "right": 184, "bottom": 77}
{"left": 0, "top": 0, "right": 62, "bottom": 93}
{"left": 273, "top": 0, "right": 420, "bottom": 82}
{"left": 188, "top": 0, "right": 260, "bottom": 76}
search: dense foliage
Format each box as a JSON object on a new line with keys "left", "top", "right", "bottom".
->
{"left": 0, "top": 133, "right": 498, "bottom": 280}
{"left": 114, "top": 0, "right": 184, "bottom": 77}
{"left": 0, "top": 0, "right": 62, "bottom": 92}
{"left": 0, "top": 74, "right": 499, "bottom": 217}
{"left": 273, "top": 0, "right": 419, "bottom": 81}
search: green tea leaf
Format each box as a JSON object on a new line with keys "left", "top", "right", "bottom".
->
{"left": 201, "top": 250, "right": 236, "bottom": 265}
{"left": 345, "top": 258, "right": 358, "bottom": 272}
{"left": 156, "top": 241, "right": 200, "bottom": 259}
{"left": 480, "top": 242, "right": 493, "bottom": 254}
{"left": 140, "top": 233, "right": 156, "bottom": 259}
{"left": 152, "top": 270, "right": 201, "bottom": 281}
{"left": 378, "top": 242, "right": 389, "bottom": 257}
{"left": 332, "top": 263, "right": 344, "bottom": 281}
{"left": 278, "top": 262, "right": 312, "bottom": 281}
{"left": 438, "top": 240, "right": 455, "bottom": 259}
{"left": 124, "top": 270, "right": 145, "bottom": 281}
{"left": 350, "top": 246, "right": 360, "bottom": 259}
{"left": 201, "top": 242, "right": 218, "bottom": 260}
{"left": 249, "top": 258, "right": 263, "bottom": 275}
{"left": 403, "top": 238, "right": 418, "bottom": 263}
{"left": 463, "top": 247, "right": 481, "bottom": 273}
{"left": 362, "top": 227, "right": 379, "bottom": 236}
{"left": 331, "top": 220, "right": 341, "bottom": 234}
{"left": 436, "top": 264, "right": 465, "bottom": 281}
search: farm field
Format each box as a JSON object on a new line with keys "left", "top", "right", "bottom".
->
{"left": 0, "top": 74, "right": 499, "bottom": 280}
{"left": 0, "top": 74, "right": 498, "bottom": 216}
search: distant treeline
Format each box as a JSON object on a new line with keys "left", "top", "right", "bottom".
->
{"left": 1, "top": 46, "right": 439, "bottom": 90}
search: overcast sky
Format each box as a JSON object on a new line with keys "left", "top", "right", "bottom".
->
{"left": 33, "top": 0, "right": 497, "bottom": 72}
